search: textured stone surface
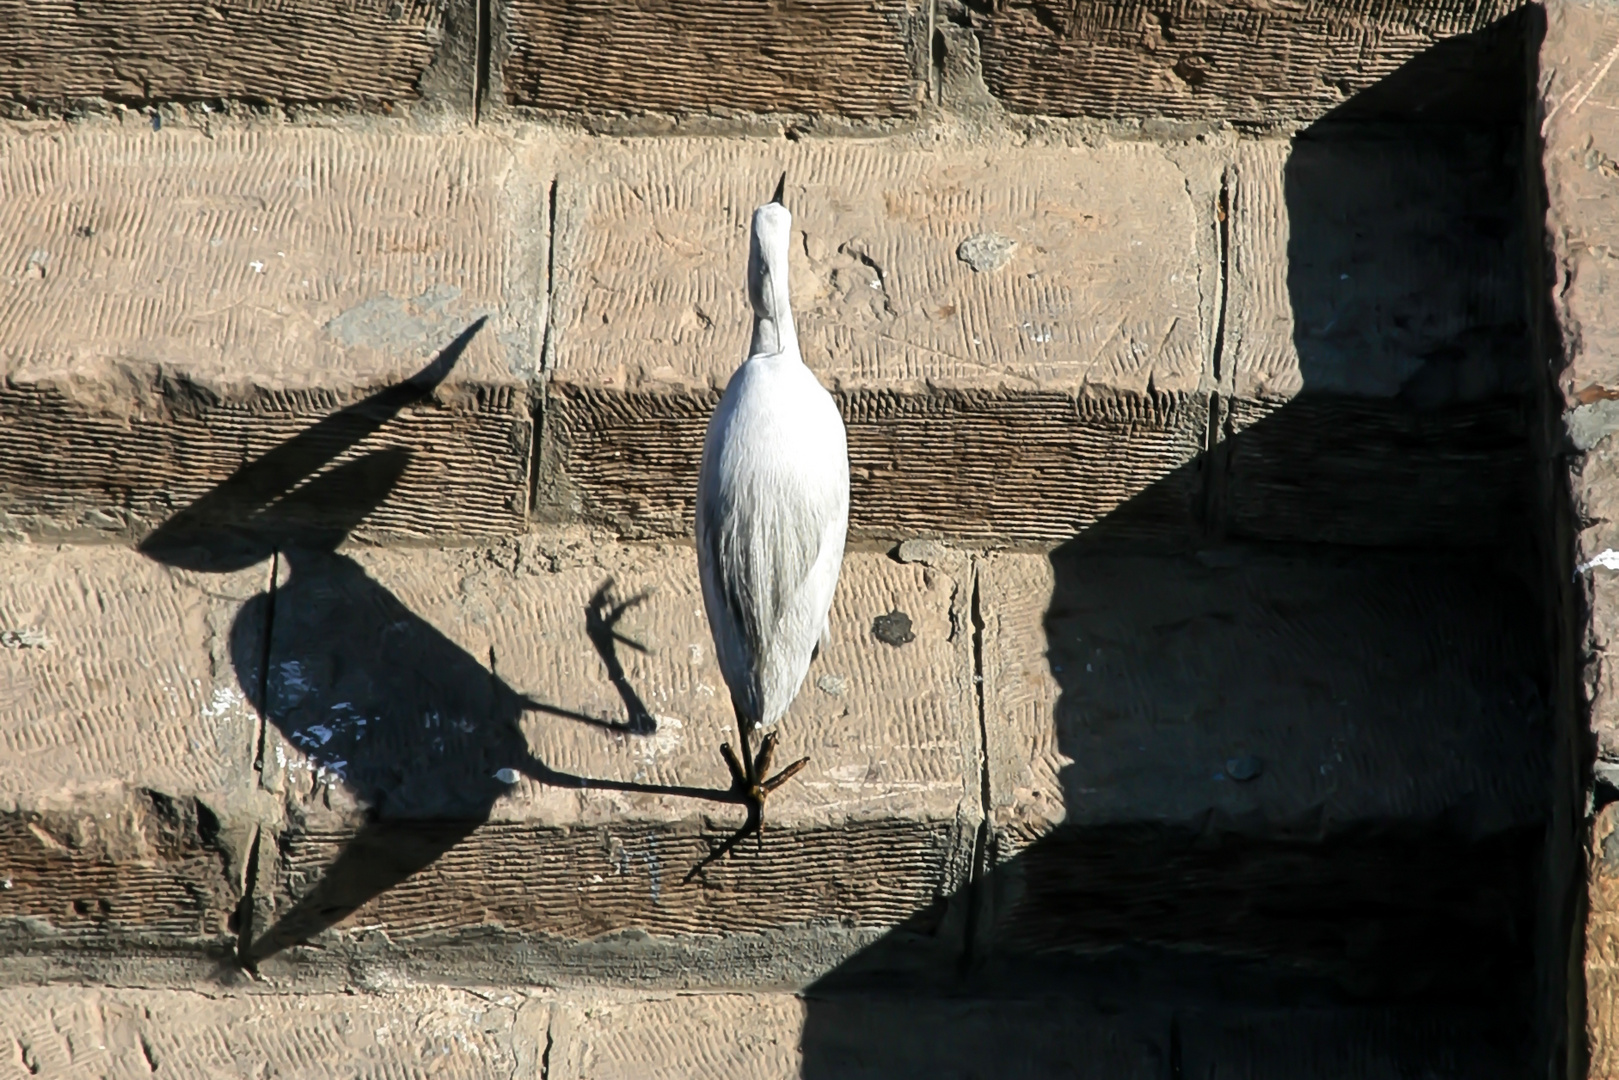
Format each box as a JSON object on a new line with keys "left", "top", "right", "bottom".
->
{"left": 1221, "top": 129, "right": 1531, "bottom": 548}
{"left": 1588, "top": 569, "right": 1619, "bottom": 762}
{"left": 0, "top": 985, "right": 546, "bottom": 1078}
{"left": 247, "top": 541, "right": 979, "bottom": 985}
{"left": 542, "top": 137, "right": 1214, "bottom": 543}
{"left": 0, "top": 542, "right": 266, "bottom": 960}
{"left": 1538, "top": 7, "right": 1619, "bottom": 1069}
{"left": 0, "top": 125, "right": 548, "bottom": 543}
{"left": 1544, "top": 0, "right": 1619, "bottom": 598}
{"left": 974, "top": 0, "right": 1528, "bottom": 124}
{"left": 549, "top": 991, "right": 1173, "bottom": 1079}
{"left": 0, "top": 984, "right": 1529, "bottom": 1079}
{"left": 0, "top": 0, "right": 472, "bottom": 111}
{"left": 501, "top": 0, "right": 922, "bottom": 119}
{"left": 1589, "top": 804, "right": 1619, "bottom": 1077}
{"left": 976, "top": 548, "right": 1547, "bottom": 994}
{"left": 981, "top": 548, "right": 1547, "bottom": 835}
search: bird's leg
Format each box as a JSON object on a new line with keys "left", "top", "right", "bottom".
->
{"left": 688, "top": 720, "right": 814, "bottom": 880}
{"left": 714, "top": 708, "right": 809, "bottom": 852}
{"left": 719, "top": 707, "right": 763, "bottom": 837}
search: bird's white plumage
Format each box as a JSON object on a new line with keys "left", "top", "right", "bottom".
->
{"left": 697, "top": 198, "right": 849, "bottom": 732}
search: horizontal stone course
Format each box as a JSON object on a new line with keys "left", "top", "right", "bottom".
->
{"left": 0, "top": 122, "right": 1534, "bottom": 549}
{"left": 0, "top": 125, "right": 546, "bottom": 544}
{"left": 500, "top": 0, "right": 922, "bottom": 119}
{"left": 0, "top": 985, "right": 1525, "bottom": 1079}
{"left": 975, "top": 0, "right": 1529, "bottom": 124}
{"left": 978, "top": 547, "right": 1548, "bottom": 995}
{"left": 0, "top": 0, "right": 469, "bottom": 111}
{"left": 0, "top": 542, "right": 264, "bottom": 961}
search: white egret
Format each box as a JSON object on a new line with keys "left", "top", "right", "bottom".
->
{"left": 696, "top": 174, "right": 850, "bottom": 845}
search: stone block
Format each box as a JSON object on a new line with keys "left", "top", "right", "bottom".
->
{"left": 0, "top": 0, "right": 474, "bottom": 111}
{"left": 501, "top": 0, "right": 923, "bottom": 120}
{"left": 976, "top": 548, "right": 1547, "bottom": 995}
{"left": 0, "top": 125, "right": 549, "bottom": 544}
{"left": 975, "top": 0, "right": 1528, "bottom": 125}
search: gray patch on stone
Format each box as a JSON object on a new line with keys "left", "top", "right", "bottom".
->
{"left": 895, "top": 539, "right": 946, "bottom": 565}
{"left": 1225, "top": 755, "right": 1262, "bottom": 782}
{"left": 956, "top": 233, "right": 1016, "bottom": 273}
{"left": 1568, "top": 398, "right": 1619, "bottom": 451}
{"left": 872, "top": 610, "right": 915, "bottom": 647}
{"left": 815, "top": 674, "right": 847, "bottom": 697}
{"left": 324, "top": 285, "right": 469, "bottom": 355}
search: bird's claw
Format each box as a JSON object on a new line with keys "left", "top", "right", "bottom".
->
{"left": 686, "top": 734, "right": 811, "bottom": 879}
{"left": 719, "top": 741, "right": 749, "bottom": 790}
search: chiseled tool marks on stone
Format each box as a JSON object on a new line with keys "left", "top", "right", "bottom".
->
{"left": 274, "top": 819, "right": 957, "bottom": 944}
{"left": 0, "top": 543, "right": 264, "bottom": 801}
{"left": 0, "top": 126, "right": 548, "bottom": 542}
{"left": 0, "top": 986, "right": 543, "bottom": 1079}
{"left": 1219, "top": 133, "right": 1532, "bottom": 547}
{"left": 544, "top": 138, "right": 1209, "bottom": 541}
{"left": 1222, "top": 394, "right": 1533, "bottom": 548}
{"left": 975, "top": 548, "right": 1546, "bottom": 990}
{"left": 976, "top": 0, "right": 1527, "bottom": 123}
{"left": 0, "top": 543, "right": 266, "bottom": 953}
{"left": 253, "top": 543, "right": 976, "bottom": 975}
{"left": 1226, "top": 136, "right": 1525, "bottom": 404}
{"left": 0, "top": 0, "right": 455, "bottom": 108}
{"left": 545, "top": 992, "right": 806, "bottom": 1080}
{"left": 554, "top": 139, "right": 1203, "bottom": 395}
{"left": 978, "top": 549, "right": 1548, "bottom": 840}
{"left": 544, "top": 991, "right": 1171, "bottom": 1079}
{"left": 502, "top": 0, "right": 921, "bottom": 119}
{"left": 0, "top": 789, "right": 240, "bottom": 951}
{"left": 545, "top": 384, "right": 1207, "bottom": 543}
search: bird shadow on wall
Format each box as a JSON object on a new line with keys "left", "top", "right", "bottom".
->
{"left": 137, "top": 317, "right": 736, "bottom": 970}
{"left": 797, "top": 7, "right": 1562, "bottom": 1077}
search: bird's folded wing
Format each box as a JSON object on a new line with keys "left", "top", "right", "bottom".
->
{"left": 698, "top": 471, "right": 845, "bottom": 725}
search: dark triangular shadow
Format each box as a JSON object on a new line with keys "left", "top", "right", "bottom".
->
{"left": 798, "top": 8, "right": 1562, "bottom": 1077}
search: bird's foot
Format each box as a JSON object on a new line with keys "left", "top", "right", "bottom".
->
{"left": 721, "top": 732, "right": 810, "bottom": 832}
{"left": 685, "top": 734, "right": 809, "bottom": 882}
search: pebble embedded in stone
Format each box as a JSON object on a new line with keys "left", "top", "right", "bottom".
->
{"left": 956, "top": 233, "right": 1017, "bottom": 273}
{"left": 895, "top": 539, "right": 946, "bottom": 565}
{"left": 816, "top": 674, "right": 847, "bottom": 696}
{"left": 871, "top": 609, "right": 916, "bottom": 647}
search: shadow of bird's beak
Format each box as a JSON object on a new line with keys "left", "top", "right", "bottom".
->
{"left": 770, "top": 172, "right": 786, "bottom": 208}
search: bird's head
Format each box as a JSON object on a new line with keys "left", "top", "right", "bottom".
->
{"left": 747, "top": 173, "right": 793, "bottom": 322}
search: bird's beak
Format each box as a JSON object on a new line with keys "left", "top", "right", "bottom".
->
{"left": 770, "top": 172, "right": 786, "bottom": 208}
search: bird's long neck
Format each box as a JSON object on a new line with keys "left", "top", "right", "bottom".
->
{"left": 751, "top": 284, "right": 797, "bottom": 358}
{"left": 748, "top": 217, "right": 799, "bottom": 359}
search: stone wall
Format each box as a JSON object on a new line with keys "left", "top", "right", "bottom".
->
{"left": 0, "top": 0, "right": 1604, "bottom": 1075}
